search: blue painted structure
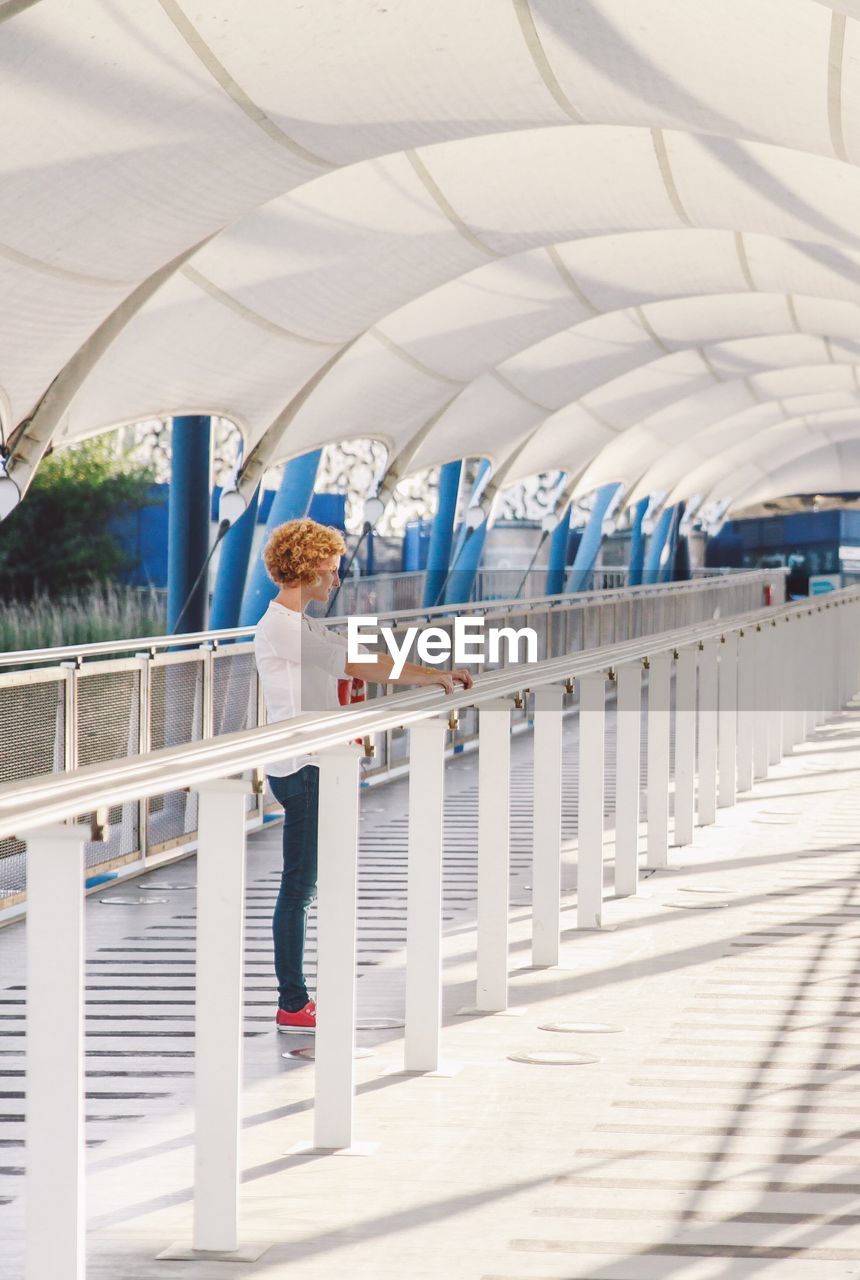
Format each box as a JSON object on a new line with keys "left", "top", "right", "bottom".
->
{"left": 643, "top": 505, "right": 675, "bottom": 585}
{"left": 209, "top": 484, "right": 261, "bottom": 631}
{"left": 442, "top": 459, "right": 491, "bottom": 606}
{"left": 545, "top": 504, "right": 572, "bottom": 595}
{"left": 403, "top": 520, "right": 432, "bottom": 572}
{"left": 566, "top": 482, "right": 621, "bottom": 593}
{"left": 238, "top": 450, "right": 322, "bottom": 627}
{"left": 627, "top": 495, "right": 649, "bottom": 587}
{"left": 167, "top": 415, "right": 211, "bottom": 634}
{"left": 423, "top": 460, "right": 463, "bottom": 607}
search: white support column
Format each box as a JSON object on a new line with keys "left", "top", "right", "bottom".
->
{"left": 26, "top": 824, "right": 87, "bottom": 1280}
{"left": 405, "top": 718, "right": 447, "bottom": 1071}
{"left": 753, "top": 625, "right": 769, "bottom": 780}
{"left": 577, "top": 672, "right": 606, "bottom": 929}
{"left": 672, "top": 645, "right": 696, "bottom": 847}
{"left": 718, "top": 632, "right": 738, "bottom": 808}
{"left": 191, "top": 780, "right": 251, "bottom": 1254}
{"left": 698, "top": 641, "right": 719, "bottom": 827}
{"left": 314, "top": 744, "right": 362, "bottom": 1149}
{"left": 532, "top": 685, "right": 564, "bottom": 965}
{"left": 646, "top": 652, "right": 671, "bottom": 869}
{"left": 614, "top": 662, "right": 642, "bottom": 895}
{"left": 476, "top": 699, "right": 512, "bottom": 1011}
{"left": 767, "top": 620, "right": 783, "bottom": 766}
{"left": 736, "top": 628, "right": 755, "bottom": 793}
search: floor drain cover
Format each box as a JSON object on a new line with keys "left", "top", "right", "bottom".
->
{"left": 138, "top": 882, "right": 194, "bottom": 890}
{"left": 539, "top": 1021, "right": 623, "bottom": 1034}
{"left": 753, "top": 816, "right": 794, "bottom": 825}
{"left": 99, "top": 896, "right": 169, "bottom": 905}
{"left": 662, "top": 897, "right": 728, "bottom": 909}
{"left": 355, "top": 1018, "right": 404, "bottom": 1031}
{"left": 283, "top": 1047, "right": 374, "bottom": 1062}
{"left": 508, "top": 1050, "right": 599, "bottom": 1066}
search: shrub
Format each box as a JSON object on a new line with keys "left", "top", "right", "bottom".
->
{"left": 0, "top": 438, "right": 154, "bottom": 600}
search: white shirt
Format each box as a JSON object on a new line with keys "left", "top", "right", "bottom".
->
{"left": 254, "top": 601, "right": 350, "bottom": 777}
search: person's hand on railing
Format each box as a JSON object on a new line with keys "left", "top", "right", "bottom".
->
{"left": 414, "top": 666, "right": 473, "bottom": 695}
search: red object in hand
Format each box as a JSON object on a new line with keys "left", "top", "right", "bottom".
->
{"left": 337, "top": 677, "right": 366, "bottom": 744}
{"left": 763, "top": 584, "right": 773, "bottom": 606}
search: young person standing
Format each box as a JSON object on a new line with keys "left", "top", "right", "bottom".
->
{"left": 254, "top": 518, "right": 473, "bottom": 1031}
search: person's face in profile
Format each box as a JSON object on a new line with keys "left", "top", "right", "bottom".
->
{"left": 307, "top": 553, "right": 341, "bottom": 603}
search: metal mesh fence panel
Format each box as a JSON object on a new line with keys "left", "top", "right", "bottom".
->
{"left": 76, "top": 667, "right": 141, "bottom": 870}
{"left": 148, "top": 658, "right": 204, "bottom": 850}
{"left": 213, "top": 649, "right": 259, "bottom": 813}
{"left": 0, "top": 676, "right": 65, "bottom": 898}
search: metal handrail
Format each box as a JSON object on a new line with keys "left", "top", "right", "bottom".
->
{"left": 0, "top": 582, "right": 840, "bottom": 844}
{"left": 0, "top": 569, "right": 783, "bottom": 670}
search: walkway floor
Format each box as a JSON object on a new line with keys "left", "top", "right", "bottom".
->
{"left": 5, "top": 703, "right": 860, "bottom": 1278}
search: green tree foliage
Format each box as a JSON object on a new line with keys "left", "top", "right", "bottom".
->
{"left": 0, "top": 438, "right": 155, "bottom": 600}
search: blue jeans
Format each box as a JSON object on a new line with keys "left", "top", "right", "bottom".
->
{"left": 268, "top": 766, "right": 319, "bottom": 1012}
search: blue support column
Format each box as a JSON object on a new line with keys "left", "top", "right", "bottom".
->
{"left": 423, "top": 460, "right": 462, "bottom": 607}
{"left": 167, "top": 415, "right": 212, "bottom": 635}
{"left": 643, "top": 505, "right": 675, "bottom": 585}
{"left": 209, "top": 484, "right": 261, "bottom": 631}
{"left": 239, "top": 449, "right": 321, "bottom": 627}
{"left": 565, "top": 482, "right": 621, "bottom": 593}
{"left": 442, "top": 518, "right": 489, "bottom": 605}
{"left": 545, "top": 504, "right": 572, "bottom": 595}
{"left": 441, "top": 459, "right": 491, "bottom": 605}
{"left": 627, "top": 496, "right": 649, "bottom": 587}
{"left": 659, "top": 504, "right": 684, "bottom": 583}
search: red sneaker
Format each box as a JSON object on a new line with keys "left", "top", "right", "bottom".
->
{"left": 276, "top": 1001, "right": 316, "bottom": 1033}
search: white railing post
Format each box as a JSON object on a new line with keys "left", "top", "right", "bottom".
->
{"left": 697, "top": 640, "right": 718, "bottom": 827}
{"left": 766, "top": 619, "right": 783, "bottom": 766}
{"left": 405, "top": 718, "right": 447, "bottom": 1071}
{"left": 718, "top": 632, "right": 738, "bottom": 808}
{"left": 646, "top": 652, "right": 671, "bottom": 869}
{"left": 191, "top": 780, "right": 251, "bottom": 1255}
{"left": 315, "top": 744, "right": 362, "bottom": 1149}
{"left": 476, "top": 698, "right": 512, "bottom": 1011}
{"left": 736, "top": 627, "right": 754, "bottom": 793}
{"left": 26, "top": 823, "right": 87, "bottom": 1280}
{"left": 782, "top": 618, "right": 796, "bottom": 754}
{"left": 753, "top": 624, "right": 769, "bottom": 780}
{"left": 803, "top": 610, "right": 817, "bottom": 739}
{"left": 577, "top": 672, "right": 606, "bottom": 929}
{"left": 532, "top": 685, "right": 563, "bottom": 964}
{"left": 614, "top": 662, "right": 642, "bottom": 895}
{"left": 672, "top": 644, "right": 696, "bottom": 847}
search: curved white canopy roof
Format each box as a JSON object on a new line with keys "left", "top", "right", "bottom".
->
{"left": 4, "top": 0, "right": 860, "bottom": 518}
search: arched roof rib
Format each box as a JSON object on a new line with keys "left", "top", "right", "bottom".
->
{"left": 6, "top": 2, "right": 860, "bottom": 512}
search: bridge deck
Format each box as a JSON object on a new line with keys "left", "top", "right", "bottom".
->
{"left": 3, "top": 704, "right": 860, "bottom": 1278}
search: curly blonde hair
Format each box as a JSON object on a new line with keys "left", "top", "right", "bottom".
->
{"left": 263, "top": 518, "right": 346, "bottom": 587}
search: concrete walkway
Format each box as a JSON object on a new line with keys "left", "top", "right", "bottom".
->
{"left": 6, "top": 703, "right": 860, "bottom": 1278}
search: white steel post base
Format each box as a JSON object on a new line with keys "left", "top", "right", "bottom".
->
{"left": 476, "top": 699, "right": 512, "bottom": 1011}
{"left": 25, "top": 824, "right": 87, "bottom": 1280}
{"left": 614, "top": 663, "right": 642, "bottom": 895}
{"left": 190, "top": 781, "right": 253, "bottom": 1256}
{"left": 315, "top": 745, "right": 363, "bottom": 1150}
{"left": 646, "top": 653, "right": 671, "bottom": 869}
{"left": 672, "top": 645, "right": 696, "bottom": 847}
{"left": 532, "top": 685, "right": 563, "bottom": 964}
{"left": 405, "top": 719, "right": 447, "bottom": 1071}
{"left": 577, "top": 673, "right": 606, "bottom": 929}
